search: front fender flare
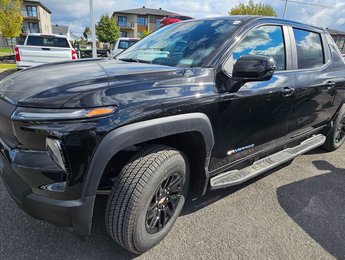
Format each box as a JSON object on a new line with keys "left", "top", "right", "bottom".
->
{"left": 82, "top": 113, "right": 214, "bottom": 197}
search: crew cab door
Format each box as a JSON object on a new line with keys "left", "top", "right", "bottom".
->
{"left": 209, "top": 24, "right": 295, "bottom": 172}
{"left": 287, "top": 27, "right": 341, "bottom": 135}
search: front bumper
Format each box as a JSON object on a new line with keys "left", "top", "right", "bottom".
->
{"left": 0, "top": 144, "right": 95, "bottom": 238}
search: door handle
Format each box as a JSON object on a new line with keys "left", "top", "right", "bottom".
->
{"left": 325, "top": 81, "right": 336, "bottom": 90}
{"left": 281, "top": 87, "right": 295, "bottom": 97}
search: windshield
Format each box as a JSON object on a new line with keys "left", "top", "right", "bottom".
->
{"left": 117, "top": 19, "right": 240, "bottom": 68}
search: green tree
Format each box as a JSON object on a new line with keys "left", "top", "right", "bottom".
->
{"left": 140, "top": 30, "right": 151, "bottom": 39}
{"left": 83, "top": 26, "right": 90, "bottom": 40}
{"left": 0, "top": 0, "right": 23, "bottom": 53}
{"left": 95, "top": 14, "right": 119, "bottom": 46}
{"left": 229, "top": 0, "right": 276, "bottom": 16}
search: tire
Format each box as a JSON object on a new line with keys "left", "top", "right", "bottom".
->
{"left": 323, "top": 104, "right": 345, "bottom": 152}
{"left": 105, "top": 144, "right": 190, "bottom": 254}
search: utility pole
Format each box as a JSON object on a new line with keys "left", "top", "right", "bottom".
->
{"left": 283, "top": 0, "right": 288, "bottom": 18}
{"left": 89, "top": 0, "right": 97, "bottom": 58}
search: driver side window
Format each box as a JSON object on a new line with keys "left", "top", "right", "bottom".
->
{"left": 225, "top": 25, "right": 286, "bottom": 73}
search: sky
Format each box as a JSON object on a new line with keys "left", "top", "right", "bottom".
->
{"left": 40, "top": 0, "right": 345, "bottom": 36}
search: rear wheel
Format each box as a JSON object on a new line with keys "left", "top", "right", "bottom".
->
{"left": 323, "top": 104, "right": 345, "bottom": 151}
{"left": 105, "top": 145, "right": 189, "bottom": 254}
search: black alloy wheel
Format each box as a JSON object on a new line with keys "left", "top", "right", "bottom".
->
{"left": 146, "top": 172, "right": 183, "bottom": 234}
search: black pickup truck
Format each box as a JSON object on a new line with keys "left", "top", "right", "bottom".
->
{"left": 0, "top": 16, "right": 345, "bottom": 254}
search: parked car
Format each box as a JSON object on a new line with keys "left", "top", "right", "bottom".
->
{"left": 112, "top": 37, "right": 140, "bottom": 56}
{"left": 1, "top": 16, "right": 345, "bottom": 254}
{"left": 15, "top": 33, "right": 77, "bottom": 70}
{"left": 160, "top": 14, "right": 193, "bottom": 27}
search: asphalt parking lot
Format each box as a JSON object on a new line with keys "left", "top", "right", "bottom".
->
{"left": 1, "top": 144, "right": 345, "bottom": 259}
{"left": 0, "top": 69, "right": 14, "bottom": 80}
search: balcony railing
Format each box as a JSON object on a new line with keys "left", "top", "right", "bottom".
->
{"left": 117, "top": 21, "right": 134, "bottom": 29}
{"left": 21, "top": 11, "right": 39, "bottom": 19}
{"left": 22, "top": 27, "right": 40, "bottom": 34}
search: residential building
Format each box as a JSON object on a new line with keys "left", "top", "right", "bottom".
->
{"left": 52, "top": 25, "right": 69, "bottom": 36}
{"left": 0, "top": 0, "right": 52, "bottom": 46}
{"left": 328, "top": 28, "right": 345, "bottom": 54}
{"left": 52, "top": 25, "right": 80, "bottom": 42}
{"left": 20, "top": 0, "right": 52, "bottom": 42}
{"left": 86, "top": 31, "right": 104, "bottom": 49}
{"left": 112, "top": 6, "right": 180, "bottom": 38}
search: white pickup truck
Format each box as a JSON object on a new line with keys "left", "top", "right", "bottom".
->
{"left": 111, "top": 37, "right": 140, "bottom": 56}
{"left": 15, "top": 33, "right": 77, "bottom": 70}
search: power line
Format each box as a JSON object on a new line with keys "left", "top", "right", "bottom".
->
{"left": 281, "top": 0, "right": 335, "bottom": 18}
{"left": 281, "top": 0, "right": 334, "bottom": 9}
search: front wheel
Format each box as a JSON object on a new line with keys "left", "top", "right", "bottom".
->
{"left": 323, "top": 104, "right": 345, "bottom": 151}
{"left": 105, "top": 145, "right": 190, "bottom": 254}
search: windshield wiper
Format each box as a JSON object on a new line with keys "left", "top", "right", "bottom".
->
{"left": 118, "top": 58, "right": 151, "bottom": 64}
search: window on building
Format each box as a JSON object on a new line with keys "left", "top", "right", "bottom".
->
{"left": 26, "top": 5, "right": 37, "bottom": 17}
{"left": 228, "top": 25, "right": 286, "bottom": 71}
{"left": 28, "top": 22, "right": 39, "bottom": 33}
{"left": 293, "top": 28, "right": 324, "bottom": 69}
{"left": 155, "top": 19, "right": 161, "bottom": 30}
{"left": 137, "top": 32, "right": 143, "bottom": 37}
{"left": 137, "top": 17, "right": 148, "bottom": 26}
{"left": 120, "top": 31, "right": 127, "bottom": 37}
{"left": 118, "top": 16, "right": 127, "bottom": 27}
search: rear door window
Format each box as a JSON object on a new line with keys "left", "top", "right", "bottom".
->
{"left": 26, "top": 36, "right": 70, "bottom": 48}
{"left": 292, "top": 28, "right": 324, "bottom": 69}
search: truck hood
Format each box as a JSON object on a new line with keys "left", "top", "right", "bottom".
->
{"left": 0, "top": 59, "right": 182, "bottom": 108}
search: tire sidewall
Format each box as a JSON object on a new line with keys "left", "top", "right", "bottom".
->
{"left": 331, "top": 107, "right": 345, "bottom": 149}
{"left": 133, "top": 152, "right": 189, "bottom": 252}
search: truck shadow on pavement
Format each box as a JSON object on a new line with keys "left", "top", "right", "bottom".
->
{"left": 3, "top": 152, "right": 342, "bottom": 259}
{"left": 0, "top": 164, "right": 279, "bottom": 259}
{"left": 182, "top": 162, "right": 291, "bottom": 216}
{"left": 277, "top": 160, "right": 345, "bottom": 259}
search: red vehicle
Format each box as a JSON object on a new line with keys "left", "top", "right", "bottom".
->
{"left": 160, "top": 15, "right": 193, "bottom": 27}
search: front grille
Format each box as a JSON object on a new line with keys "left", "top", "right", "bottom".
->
{"left": 0, "top": 99, "right": 18, "bottom": 149}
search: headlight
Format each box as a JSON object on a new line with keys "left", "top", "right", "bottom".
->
{"left": 11, "top": 106, "right": 117, "bottom": 121}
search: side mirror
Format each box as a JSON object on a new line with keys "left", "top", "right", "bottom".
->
{"left": 233, "top": 55, "right": 276, "bottom": 81}
{"left": 226, "top": 55, "right": 276, "bottom": 92}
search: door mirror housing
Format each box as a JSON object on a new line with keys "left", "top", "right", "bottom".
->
{"left": 226, "top": 55, "right": 276, "bottom": 92}
{"left": 233, "top": 55, "right": 276, "bottom": 81}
